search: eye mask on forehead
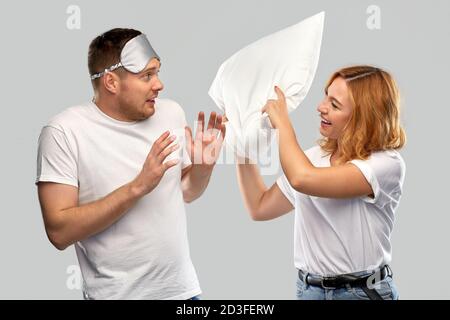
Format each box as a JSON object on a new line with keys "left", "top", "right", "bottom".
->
{"left": 90, "top": 34, "right": 160, "bottom": 80}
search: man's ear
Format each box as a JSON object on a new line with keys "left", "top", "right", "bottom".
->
{"left": 102, "top": 72, "right": 120, "bottom": 94}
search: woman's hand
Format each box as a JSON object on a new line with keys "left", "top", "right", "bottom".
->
{"left": 261, "top": 86, "right": 290, "bottom": 129}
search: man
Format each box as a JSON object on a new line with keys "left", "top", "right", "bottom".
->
{"left": 36, "top": 28, "right": 225, "bottom": 300}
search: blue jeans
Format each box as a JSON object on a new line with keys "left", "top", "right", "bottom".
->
{"left": 188, "top": 294, "right": 201, "bottom": 300}
{"left": 296, "top": 274, "right": 399, "bottom": 300}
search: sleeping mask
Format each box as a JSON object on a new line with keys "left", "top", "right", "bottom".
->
{"left": 90, "top": 34, "right": 160, "bottom": 80}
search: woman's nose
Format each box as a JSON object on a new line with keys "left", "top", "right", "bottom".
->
{"left": 317, "top": 100, "right": 327, "bottom": 113}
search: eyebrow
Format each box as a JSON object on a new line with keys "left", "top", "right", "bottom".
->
{"left": 141, "top": 66, "right": 160, "bottom": 74}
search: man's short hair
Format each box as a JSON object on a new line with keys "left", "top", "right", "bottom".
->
{"left": 88, "top": 28, "right": 142, "bottom": 89}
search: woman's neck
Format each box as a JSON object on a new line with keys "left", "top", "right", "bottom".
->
{"left": 330, "top": 149, "right": 341, "bottom": 166}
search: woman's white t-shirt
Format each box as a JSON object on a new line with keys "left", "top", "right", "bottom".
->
{"left": 276, "top": 146, "right": 406, "bottom": 277}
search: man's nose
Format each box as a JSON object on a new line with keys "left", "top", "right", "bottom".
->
{"left": 153, "top": 77, "right": 164, "bottom": 91}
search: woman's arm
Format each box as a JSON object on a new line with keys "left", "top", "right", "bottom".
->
{"left": 236, "top": 157, "right": 294, "bottom": 221}
{"left": 262, "top": 87, "right": 373, "bottom": 199}
{"left": 278, "top": 126, "right": 372, "bottom": 198}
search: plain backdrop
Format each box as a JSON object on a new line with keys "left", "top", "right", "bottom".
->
{"left": 0, "top": 0, "right": 449, "bottom": 299}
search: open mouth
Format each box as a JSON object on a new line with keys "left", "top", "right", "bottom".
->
{"left": 321, "top": 118, "right": 332, "bottom": 125}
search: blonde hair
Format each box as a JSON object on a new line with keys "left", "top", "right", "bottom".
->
{"left": 319, "top": 65, "right": 406, "bottom": 164}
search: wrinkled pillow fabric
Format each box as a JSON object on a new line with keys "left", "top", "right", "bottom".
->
{"left": 209, "top": 11, "right": 325, "bottom": 161}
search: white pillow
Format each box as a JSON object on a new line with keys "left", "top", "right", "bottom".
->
{"left": 208, "top": 11, "right": 325, "bottom": 161}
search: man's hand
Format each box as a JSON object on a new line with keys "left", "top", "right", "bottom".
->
{"left": 181, "top": 112, "right": 226, "bottom": 203}
{"left": 185, "top": 111, "right": 226, "bottom": 170}
{"left": 131, "top": 131, "right": 180, "bottom": 196}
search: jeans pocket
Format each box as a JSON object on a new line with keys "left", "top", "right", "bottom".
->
{"left": 296, "top": 277, "right": 306, "bottom": 299}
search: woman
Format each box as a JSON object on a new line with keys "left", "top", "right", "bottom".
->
{"left": 236, "top": 66, "right": 406, "bottom": 300}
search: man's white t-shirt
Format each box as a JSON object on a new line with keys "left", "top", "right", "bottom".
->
{"left": 36, "top": 99, "right": 201, "bottom": 300}
{"left": 277, "top": 145, "right": 405, "bottom": 277}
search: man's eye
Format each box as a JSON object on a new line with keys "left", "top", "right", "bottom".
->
{"left": 144, "top": 72, "right": 159, "bottom": 80}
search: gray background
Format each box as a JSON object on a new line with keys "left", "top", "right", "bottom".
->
{"left": 1, "top": 0, "right": 449, "bottom": 299}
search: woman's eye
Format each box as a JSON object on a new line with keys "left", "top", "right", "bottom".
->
{"left": 331, "top": 101, "right": 339, "bottom": 109}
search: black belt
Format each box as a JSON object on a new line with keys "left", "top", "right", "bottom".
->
{"left": 298, "top": 265, "right": 392, "bottom": 300}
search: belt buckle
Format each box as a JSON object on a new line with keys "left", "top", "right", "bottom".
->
{"left": 320, "top": 277, "right": 337, "bottom": 290}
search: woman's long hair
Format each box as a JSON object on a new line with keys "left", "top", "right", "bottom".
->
{"left": 319, "top": 65, "right": 406, "bottom": 164}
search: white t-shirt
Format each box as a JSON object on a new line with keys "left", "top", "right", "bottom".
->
{"left": 36, "top": 99, "right": 201, "bottom": 300}
{"left": 277, "top": 145, "right": 405, "bottom": 277}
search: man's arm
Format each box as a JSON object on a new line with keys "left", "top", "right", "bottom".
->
{"left": 181, "top": 165, "right": 213, "bottom": 203}
{"left": 38, "top": 181, "right": 142, "bottom": 250}
{"left": 38, "top": 131, "right": 179, "bottom": 250}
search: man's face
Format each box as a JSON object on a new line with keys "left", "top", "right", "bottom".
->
{"left": 117, "top": 58, "right": 164, "bottom": 121}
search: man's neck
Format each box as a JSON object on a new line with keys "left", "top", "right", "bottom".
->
{"left": 93, "top": 96, "right": 132, "bottom": 122}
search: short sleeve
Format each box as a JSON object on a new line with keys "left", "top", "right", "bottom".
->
{"left": 36, "top": 126, "right": 78, "bottom": 187}
{"left": 276, "top": 174, "right": 296, "bottom": 206}
{"left": 350, "top": 151, "right": 405, "bottom": 209}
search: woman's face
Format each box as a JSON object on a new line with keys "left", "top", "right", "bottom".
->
{"left": 317, "top": 77, "right": 354, "bottom": 140}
